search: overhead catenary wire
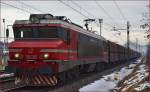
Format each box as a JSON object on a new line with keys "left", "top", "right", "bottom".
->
{"left": 69, "top": 0, "right": 101, "bottom": 27}
{"left": 94, "top": 0, "right": 120, "bottom": 27}
{"left": 1, "top": 1, "right": 126, "bottom": 44}
{"left": 70, "top": 1, "right": 114, "bottom": 28}
{"left": 58, "top": 0, "right": 89, "bottom": 19}
{"left": 58, "top": 0, "right": 125, "bottom": 42}
{"left": 69, "top": 2, "right": 124, "bottom": 43}
{"left": 0, "top": 1, "right": 31, "bottom": 42}
{"left": 58, "top": 0, "right": 101, "bottom": 28}
{"left": 113, "top": 0, "right": 136, "bottom": 44}
{"left": 63, "top": 0, "right": 114, "bottom": 30}
{"left": 1, "top": 1, "right": 112, "bottom": 31}
{"left": 113, "top": 0, "right": 127, "bottom": 21}
{"left": 2, "top": 1, "right": 52, "bottom": 15}
{"left": 70, "top": 1, "right": 95, "bottom": 18}
{"left": 62, "top": 1, "right": 112, "bottom": 31}
{"left": 93, "top": 1, "right": 126, "bottom": 42}
{"left": 59, "top": 0, "right": 125, "bottom": 43}
{"left": 0, "top": 1, "right": 31, "bottom": 14}
{"left": 17, "top": 1, "right": 46, "bottom": 14}
{"left": 70, "top": 0, "right": 115, "bottom": 28}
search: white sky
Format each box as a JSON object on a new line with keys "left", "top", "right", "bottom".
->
{"left": 0, "top": 0, "right": 149, "bottom": 45}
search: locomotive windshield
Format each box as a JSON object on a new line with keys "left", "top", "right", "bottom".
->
{"left": 13, "top": 27, "right": 68, "bottom": 40}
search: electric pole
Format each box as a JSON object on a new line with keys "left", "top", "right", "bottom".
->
{"left": 2, "top": 19, "right": 6, "bottom": 51}
{"left": 99, "top": 19, "right": 103, "bottom": 36}
{"left": 127, "top": 21, "right": 130, "bottom": 61}
{"left": 136, "top": 38, "right": 138, "bottom": 51}
{"left": 2, "top": 19, "right": 6, "bottom": 66}
{"left": 147, "top": 0, "right": 150, "bottom": 78}
{"left": 127, "top": 21, "right": 130, "bottom": 50}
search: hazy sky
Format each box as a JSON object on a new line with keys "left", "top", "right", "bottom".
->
{"left": 0, "top": 0, "right": 149, "bottom": 45}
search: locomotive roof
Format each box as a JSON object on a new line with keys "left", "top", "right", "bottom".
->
{"left": 13, "top": 19, "right": 107, "bottom": 41}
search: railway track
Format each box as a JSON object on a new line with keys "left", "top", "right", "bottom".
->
{"left": 3, "top": 57, "right": 143, "bottom": 92}
{"left": 0, "top": 76, "right": 14, "bottom": 83}
{"left": 0, "top": 74, "right": 25, "bottom": 92}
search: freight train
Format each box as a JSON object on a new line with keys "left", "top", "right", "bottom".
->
{"left": 6, "top": 14, "right": 140, "bottom": 86}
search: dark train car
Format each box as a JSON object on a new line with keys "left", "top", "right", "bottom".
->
{"left": 107, "top": 41, "right": 140, "bottom": 63}
{"left": 107, "top": 41, "right": 126, "bottom": 63}
{"left": 108, "top": 41, "right": 118, "bottom": 62}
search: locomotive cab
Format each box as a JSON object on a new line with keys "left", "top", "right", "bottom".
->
{"left": 7, "top": 14, "right": 76, "bottom": 86}
{"left": 9, "top": 26, "right": 70, "bottom": 66}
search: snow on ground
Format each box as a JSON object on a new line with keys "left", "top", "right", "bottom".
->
{"left": 79, "top": 57, "right": 149, "bottom": 92}
{"left": 134, "top": 82, "right": 150, "bottom": 91}
{"left": 0, "top": 73, "right": 14, "bottom": 78}
{"left": 115, "top": 58, "right": 149, "bottom": 92}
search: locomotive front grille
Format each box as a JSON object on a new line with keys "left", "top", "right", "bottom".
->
{"left": 26, "top": 55, "right": 38, "bottom": 60}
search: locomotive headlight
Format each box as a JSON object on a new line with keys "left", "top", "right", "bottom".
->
{"left": 43, "top": 53, "right": 49, "bottom": 59}
{"left": 14, "top": 53, "right": 20, "bottom": 59}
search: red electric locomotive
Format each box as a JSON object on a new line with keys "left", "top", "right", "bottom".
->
{"left": 6, "top": 14, "right": 140, "bottom": 86}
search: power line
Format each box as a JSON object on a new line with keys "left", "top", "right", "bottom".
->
{"left": 58, "top": 0, "right": 89, "bottom": 19}
{"left": 94, "top": 0, "right": 120, "bottom": 27}
{"left": 94, "top": 1, "right": 125, "bottom": 42}
{"left": 59, "top": 0, "right": 102, "bottom": 27}
{"left": 69, "top": 1, "right": 101, "bottom": 27}
{"left": 112, "top": 33, "right": 126, "bottom": 43}
{"left": 59, "top": 0, "right": 101, "bottom": 28}
{"left": 0, "top": 2, "right": 31, "bottom": 14}
{"left": 70, "top": 1, "right": 95, "bottom": 18}
{"left": 60, "top": 0, "right": 125, "bottom": 43}
{"left": 108, "top": 27, "right": 126, "bottom": 43}
{"left": 69, "top": 1, "right": 115, "bottom": 30}
{"left": 1, "top": 1, "right": 125, "bottom": 43}
{"left": 113, "top": 0, "right": 127, "bottom": 21}
{"left": 103, "top": 28, "right": 126, "bottom": 43}
{"left": 17, "top": 1, "right": 46, "bottom": 13}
